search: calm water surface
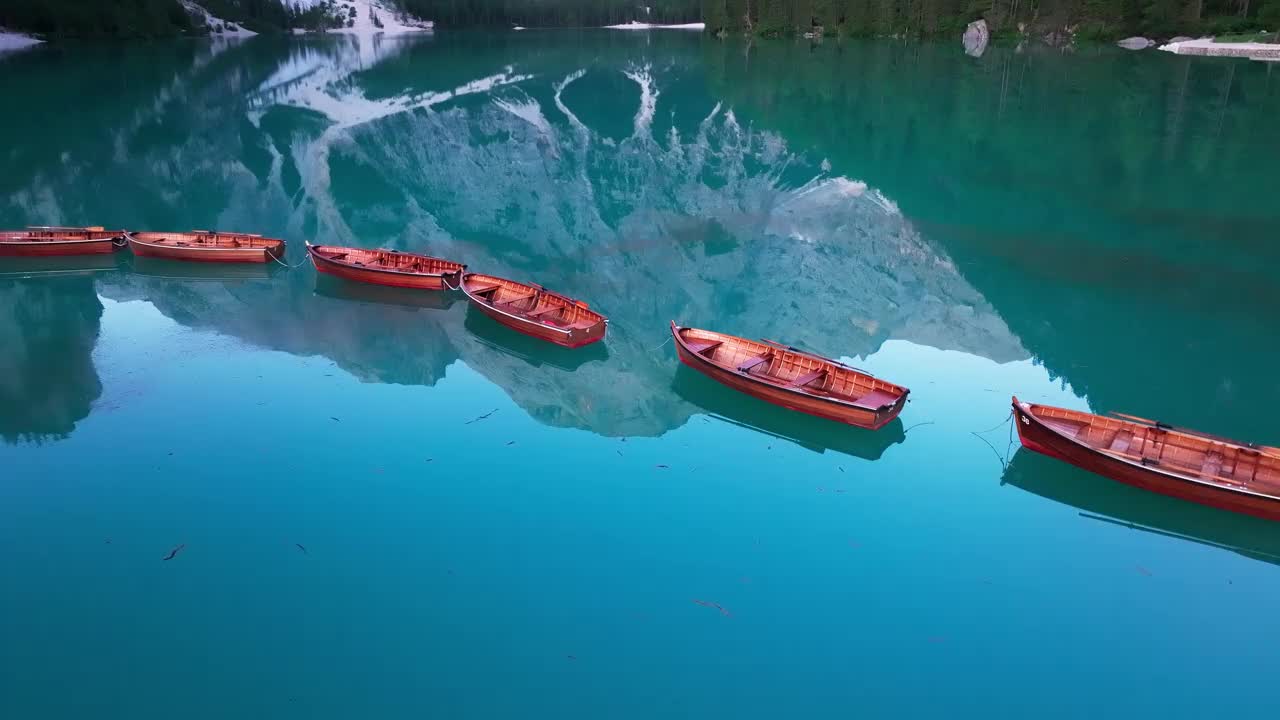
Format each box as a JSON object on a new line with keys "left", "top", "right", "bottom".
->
{"left": 2, "top": 31, "right": 1279, "bottom": 718}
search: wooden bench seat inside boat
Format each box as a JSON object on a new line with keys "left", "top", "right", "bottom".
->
{"left": 685, "top": 339, "right": 722, "bottom": 356}
{"left": 567, "top": 320, "right": 596, "bottom": 330}
{"left": 526, "top": 306, "right": 561, "bottom": 318}
{"left": 738, "top": 354, "right": 771, "bottom": 372}
{"left": 851, "top": 389, "right": 899, "bottom": 410}
{"left": 470, "top": 283, "right": 500, "bottom": 296}
{"left": 788, "top": 369, "right": 827, "bottom": 388}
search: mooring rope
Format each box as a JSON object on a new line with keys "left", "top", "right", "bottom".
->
{"left": 442, "top": 274, "right": 462, "bottom": 291}
{"left": 971, "top": 409, "right": 1016, "bottom": 470}
{"left": 271, "top": 252, "right": 312, "bottom": 269}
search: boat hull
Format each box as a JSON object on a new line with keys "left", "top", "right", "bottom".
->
{"left": 467, "top": 297, "right": 606, "bottom": 348}
{"left": 675, "top": 337, "right": 905, "bottom": 430}
{"left": 310, "top": 250, "right": 456, "bottom": 290}
{"left": 128, "top": 237, "right": 283, "bottom": 264}
{"left": 1013, "top": 402, "right": 1280, "bottom": 522}
{"left": 0, "top": 238, "right": 120, "bottom": 257}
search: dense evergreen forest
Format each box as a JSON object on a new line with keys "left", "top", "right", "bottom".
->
{"left": 390, "top": 0, "right": 700, "bottom": 26}
{"left": 0, "top": 0, "right": 353, "bottom": 38}
{"left": 702, "top": 0, "right": 1280, "bottom": 38}
{"left": 1, "top": 0, "right": 196, "bottom": 38}
{"left": 2, "top": 0, "right": 1274, "bottom": 40}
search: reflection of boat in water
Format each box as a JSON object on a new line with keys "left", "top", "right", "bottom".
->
{"left": 307, "top": 242, "right": 465, "bottom": 290}
{"left": 460, "top": 272, "right": 608, "bottom": 348}
{"left": 1003, "top": 450, "right": 1280, "bottom": 567}
{"left": 0, "top": 253, "right": 125, "bottom": 278}
{"left": 126, "top": 231, "right": 286, "bottom": 263}
{"left": 671, "top": 322, "right": 909, "bottom": 430}
{"left": 313, "top": 273, "right": 458, "bottom": 310}
{"left": 671, "top": 365, "right": 905, "bottom": 460}
{"left": 130, "top": 256, "right": 279, "bottom": 282}
{"left": 1013, "top": 397, "right": 1280, "bottom": 521}
{"left": 464, "top": 310, "right": 608, "bottom": 371}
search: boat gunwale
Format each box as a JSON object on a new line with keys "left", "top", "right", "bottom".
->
{"left": 460, "top": 272, "right": 607, "bottom": 337}
{"left": 1014, "top": 397, "right": 1280, "bottom": 504}
{"left": 670, "top": 322, "right": 908, "bottom": 414}
{"left": 0, "top": 238, "right": 117, "bottom": 246}
{"left": 306, "top": 242, "right": 466, "bottom": 279}
{"left": 125, "top": 231, "right": 285, "bottom": 254}
{"left": 1, "top": 228, "right": 126, "bottom": 246}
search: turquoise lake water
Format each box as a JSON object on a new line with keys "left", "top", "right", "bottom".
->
{"left": 2, "top": 31, "right": 1279, "bottom": 718}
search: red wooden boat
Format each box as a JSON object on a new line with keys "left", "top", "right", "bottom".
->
{"left": 670, "top": 322, "right": 909, "bottom": 430}
{"left": 0, "top": 226, "right": 125, "bottom": 256}
{"left": 459, "top": 273, "right": 607, "bottom": 348}
{"left": 306, "top": 243, "right": 465, "bottom": 290}
{"left": 1013, "top": 397, "right": 1280, "bottom": 521}
{"left": 125, "top": 231, "right": 285, "bottom": 263}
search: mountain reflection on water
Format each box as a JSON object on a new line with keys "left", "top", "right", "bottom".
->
{"left": 0, "top": 32, "right": 1027, "bottom": 444}
{"left": 1, "top": 31, "right": 1276, "bottom": 452}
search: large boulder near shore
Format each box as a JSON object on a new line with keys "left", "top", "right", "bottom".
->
{"left": 963, "top": 19, "right": 989, "bottom": 58}
{"left": 1168, "top": 36, "right": 1194, "bottom": 43}
{"left": 1117, "top": 36, "right": 1155, "bottom": 50}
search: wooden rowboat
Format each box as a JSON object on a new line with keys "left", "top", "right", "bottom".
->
{"left": 125, "top": 231, "right": 285, "bottom": 264}
{"left": 1013, "top": 397, "right": 1280, "bottom": 521}
{"left": 0, "top": 226, "right": 125, "bottom": 257}
{"left": 459, "top": 273, "right": 607, "bottom": 348}
{"left": 306, "top": 243, "right": 465, "bottom": 290}
{"left": 670, "top": 322, "right": 909, "bottom": 430}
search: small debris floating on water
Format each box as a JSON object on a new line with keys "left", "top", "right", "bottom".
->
{"left": 656, "top": 464, "right": 669, "bottom": 469}
{"left": 295, "top": 543, "right": 308, "bottom": 555}
{"left": 425, "top": 458, "right": 433, "bottom": 463}
{"left": 330, "top": 417, "right": 340, "bottom": 422}
{"left": 506, "top": 441, "right": 516, "bottom": 446}
{"left": 465, "top": 408, "right": 499, "bottom": 425}
{"left": 616, "top": 450, "right": 623, "bottom": 457}
{"left": 104, "top": 538, "right": 112, "bottom": 544}
{"left": 692, "top": 599, "right": 731, "bottom": 617}
{"left": 162, "top": 543, "right": 186, "bottom": 561}
{"left": 838, "top": 466, "right": 845, "bottom": 473}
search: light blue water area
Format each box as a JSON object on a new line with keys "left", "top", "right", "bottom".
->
{"left": 2, "top": 30, "right": 1279, "bottom": 719}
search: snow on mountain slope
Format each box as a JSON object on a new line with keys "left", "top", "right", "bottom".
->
{"left": 293, "top": 0, "right": 432, "bottom": 35}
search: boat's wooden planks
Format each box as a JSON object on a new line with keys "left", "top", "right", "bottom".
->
{"left": 307, "top": 243, "right": 464, "bottom": 290}
{"left": 460, "top": 273, "right": 607, "bottom": 349}
{"left": 127, "top": 231, "right": 285, "bottom": 264}
{"left": 0, "top": 227, "right": 125, "bottom": 257}
{"left": 1014, "top": 397, "right": 1280, "bottom": 521}
{"left": 670, "top": 322, "right": 908, "bottom": 430}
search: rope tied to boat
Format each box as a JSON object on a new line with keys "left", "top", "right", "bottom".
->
{"left": 112, "top": 236, "right": 129, "bottom": 247}
{"left": 442, "top": 273, "right": 462, "bottom": 291}
{"left": 271, "top": 252, "right": 312, "bottom": 269}
{"left": 971, "top": 409, "right": 1016, "bottom": 472}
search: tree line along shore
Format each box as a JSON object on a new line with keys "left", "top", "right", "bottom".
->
{"left": 1, "top": 0, "right": 1276, "bottom": 43}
